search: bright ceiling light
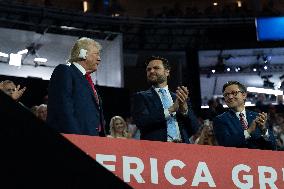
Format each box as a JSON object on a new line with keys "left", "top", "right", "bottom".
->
{"left": 34, "top": 58, "right": 47, "bottom": 63}
{"left": 0, "top": 52, "right": 9, "bottom": 58}
{"left": 237, "top": 1, "right": 242, "bottom": 7}
{"left": 83, "top": 1, "right": 89, "bottom": 12}
{"left": 17, "top": 49, "right": 28, "bottom": 55}
{"left": 9, "top": 53, "right": 22, "bottom": 67}
{"left": 247, "top": 87, "right": 283, "bottom": 96}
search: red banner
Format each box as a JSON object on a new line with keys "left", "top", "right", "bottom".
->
{"left": 63, "top": 134, "right": 284, "bottom": 189}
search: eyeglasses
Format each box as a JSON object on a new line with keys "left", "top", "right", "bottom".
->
{"left": 223, "top": 90, "right": 243, "bottom": 98}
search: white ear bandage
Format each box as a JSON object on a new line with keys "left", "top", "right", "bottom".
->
{"left": 78, "top": 49, "right": 87, "bottom": 60}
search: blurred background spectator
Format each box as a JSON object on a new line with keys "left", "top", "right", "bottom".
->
{"left": 107, "top": 116, "right": 131, "bottom": 139}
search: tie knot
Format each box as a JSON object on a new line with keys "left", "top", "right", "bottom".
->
{"left": 85, "top": 73, "right": 91, "bottom": 79}
{"left": 239, "top": 113, "right": 244, "bottom": 118}
{"left": 85, "top": 73, "right": 93, "bottom": 83}
{"left": 159, "top": 88, "right": 167, "bottom": 95}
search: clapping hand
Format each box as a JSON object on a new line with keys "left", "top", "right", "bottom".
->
{"left": 255, "top": 112, "right": 267, "bottom": 130}
{"left": 176, "top": 86, "right": 189, "bottom": 114}
{"left": 248, "top": 112, "right": 267, "bottom": 134}
{"left": 11, "top": 85, "right": 26, "bottom": 101}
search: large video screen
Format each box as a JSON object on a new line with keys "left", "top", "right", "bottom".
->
{"left": 256, "top": 17, "right": 284, "bottom": 41}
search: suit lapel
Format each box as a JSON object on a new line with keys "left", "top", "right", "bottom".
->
{"left": 228, "top": 109, "right": 244, "bottom": 132}
{"left": 246, "top": 110, "right": 255, "bottom": 126}
{"left": 148, "top": 88, "right": 163, "bottom": 110}
{"left": 170, "top": 92, "right": 176, "bottom": 102}
{"left": 147, "top": 88, "right": 176, "bottom": 109}
{"left": 70, "top": 64, "right": 100, "bottom": 109}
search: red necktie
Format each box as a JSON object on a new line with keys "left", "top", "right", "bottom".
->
{"left": 239, "top": 113, "right": 248, "bottom": 130}
{"left": 85, "top": 73, "right": 99, "bottom": 105}
{"left": 85, "top": 73, "right": 102, "bottom": 133}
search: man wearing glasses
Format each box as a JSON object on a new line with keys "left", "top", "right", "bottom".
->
{"left": 213, "top": 80, "right": 276, "bottom": 150}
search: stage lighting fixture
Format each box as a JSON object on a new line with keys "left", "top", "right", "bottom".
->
{"left": 264, "top": 66, "right": 268, "bottom": 70}
{"left": 247, "top": 87, "right": 283, "bottom": 96}
{"left": 235, "top": 67, "right": 241, "bottom": 72}
{"left": 83, "top": 1, "right": 89, "bottom": 12}
{"left": 0, "top": 52, "right": 9, "bottom": 63}
{"left": 0, "top": 52, "right": 9, "bottom": 58}
{"left": 237, "top": 1, "right": 242, "bottom": 7}
{"left": 9, "top": 53, "right": 22, "bottom": 67}
{"left": 34, "top": 58, "right": 47, "bottom": 67}
{"left": 17, "top": 49, "right": 28, "bottom": 55}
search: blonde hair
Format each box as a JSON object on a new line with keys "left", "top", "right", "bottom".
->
{"left": 68, "top": 37, "right": 102, "bottom": 63}
{"left": 109, "top": 116, "right": 130, "bottom": 138}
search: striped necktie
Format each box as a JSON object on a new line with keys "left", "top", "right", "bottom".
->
{"left": 239, "top": 113, "right": 248, "bottom": 130}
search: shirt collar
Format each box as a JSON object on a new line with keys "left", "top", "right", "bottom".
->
{"left": 235, "top": 109, "right": 246, "bottom": 119}
{"left": 153, "top": 85, "right": 169, "bottom": 93}
{"left": 73, "top": 62, "right": 87, "bottom": 75}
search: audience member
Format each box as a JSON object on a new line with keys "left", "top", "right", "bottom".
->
{"left": 213, "top": 81, "right": 276, "bottom": 150}
{"left": 203, "top": 98, "right": 218, "bottom": 120}
{"left": 126, "top": 116, "right": 140, "bottom": 139}
{"left": 0, "top": 80, "right": 26, "bottom": 101}
{"left": 131, "top": 56, "right": 200, "bottom": 143}
{"left": 195, "top": 119, "right": 218, "bottom": 146}
{"left": 37, "top": 104, "right": 47, "bottom": 122}
{"left": 30, "top": 105, "right": 39, "bottom": 115}
{"left": 276, "top": 95, "right": 284, "bottom": 113}
{"left": 47, "top": 37, "right": 105, "bottom": 136}
{"left": 107, "top": 116, "right": 131, "bottom": 139}
{"left": 215, "top": 97, "right": 225, "bottom": 115}
{"left": 255, "top": 93, "right": 266, "bottom": 112}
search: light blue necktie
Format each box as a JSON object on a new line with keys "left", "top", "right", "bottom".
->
{"left": 159, "top": 88, "right": 179, "bottom": 140}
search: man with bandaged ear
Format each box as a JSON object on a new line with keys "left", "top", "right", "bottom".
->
{"left": 47, "top": 37, "right": 105, "bottom": 136}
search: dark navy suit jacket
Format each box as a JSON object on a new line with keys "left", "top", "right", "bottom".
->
{"left": 213, "top": 109, "right": 276, "bottom": 150}
{"left": 131, "top": 88, "right": 200, "bottom": 143}
{"left": 47, "top": 64, "right": 105, "bottom": 136}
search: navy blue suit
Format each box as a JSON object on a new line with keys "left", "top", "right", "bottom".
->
{"left": 213, "top": 109, "right": 276, "bottom": 150}
{"left": 131, "top": 88, "right": 200, "bottom": 143}
{"left": 47, "top": 64, "right": 105, "bottom": 136}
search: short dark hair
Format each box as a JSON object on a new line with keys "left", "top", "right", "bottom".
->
{"left": 145, "top": 56, "right": 171, "bottom": 70}
{"left": 222, "top": 81, "right": 247, "bottom": 93}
